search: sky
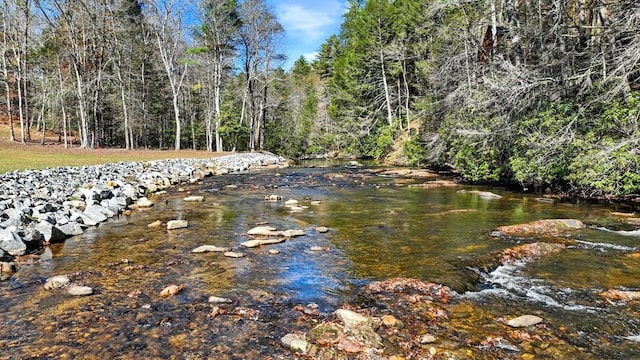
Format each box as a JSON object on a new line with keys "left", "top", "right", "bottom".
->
{"left": 267, "top": 0, "right": 348, "bottom": 69}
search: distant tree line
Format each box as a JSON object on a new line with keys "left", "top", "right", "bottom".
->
{"left": 1, "top": 0, "right": 638, "bottom": 196}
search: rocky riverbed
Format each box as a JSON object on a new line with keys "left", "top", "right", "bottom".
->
{"left": 0, "top": 152, "right": 287, "bottom": 275}
{"left": 1, "top": 160, "right": 639, "bottom": 359}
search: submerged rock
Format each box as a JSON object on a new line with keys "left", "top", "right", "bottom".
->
{"left": 496, "top": 219, "right": 585, "bottom": 236}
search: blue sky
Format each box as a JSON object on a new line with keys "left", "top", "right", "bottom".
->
{"left": 267, "top": 0, "right": 348, "bottom": 69}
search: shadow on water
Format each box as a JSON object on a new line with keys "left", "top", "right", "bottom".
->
{"left": 1, "top": 163, "right": 640, "bottom": 358}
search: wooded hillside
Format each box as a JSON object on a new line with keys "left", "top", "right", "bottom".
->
{"left": 1, "top": 0, "right": 638, "bottom": 196}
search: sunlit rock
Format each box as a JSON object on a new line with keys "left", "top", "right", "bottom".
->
{"left": 224, "top": 251, "right": 245, "bottom": 258}
{"left": 281, "top": 229, "right": 305, "bottom": 237}
{"left": 167, "top": 220, "right": 188, "bottom": 230}
{"left": 496, "top": 219, "right": 585, "bottom": 236}
{"left": 160, "top": 284, "right": 184, "bottom": 297}
{"left": 192, "top": 245, "right": 230, "bottom": 253}
{"left": 281, "top": 333, "right": 309, "bottom": 353}
{"left": 68, "top": 285, "right": 94, "bottom": 296}
{"left": 208, "top": 296, "right": 232, "bottom": 304}
{"left": 600, "top": 289, "right": 640, "bottom": 301}
{"left": 136, "top": 197, "right": 154, "bottom": 208}
{"left": 35, "top": 221, "right": 67, "bottom": 243}
{"left": 310, "top": 246, "right": 330, "bottom": 251}
{"left": 0, "top": 229, "right": 27, "bottom": 256}
{"left": 335, "top": 309, "right": 370, "bottom": 329}
{"left": 241, "top": 239, "right": 285, "bottom": 248}
{"left": 285, "top": 199, "right": 299, "bottom": 206}
{"left": 264, "top": 194, "right": 282, "bottom": 202}
{"left": 58, "top": 222, "right": 84, "bottom": 236}
{"left": 506, "top": 315, "right": 543, "bottom": 328}
{"left": 247, "top": 226, "right": 278, "bottom": 236}
{"left": 183, "top": 195, "right": 205, "bottom": 202}
{"left": 316, "top": 226, "right": 329, "bottom": 233}
{"left": 147, "top": 220, "right": 162, "bottom": 228}
{"left": 44, "top": 275, "right": 70, "bottom": 290}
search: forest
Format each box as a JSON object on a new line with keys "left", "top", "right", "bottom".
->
{"left": 1, "top": 0, "right": 639, "bottom": 196}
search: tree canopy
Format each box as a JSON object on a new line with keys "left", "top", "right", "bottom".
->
{"left": 1, "top": 0, "right": 638, "bottom": 196}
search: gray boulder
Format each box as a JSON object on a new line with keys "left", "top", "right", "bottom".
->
{"left": 35, "top": 221, "right": 67, "bottom": 243}
{"left": 0, "top": 229, "right": 26, "bottom": 256}
{"left": 58, "top": 222, "right": 85, "bottom": 236}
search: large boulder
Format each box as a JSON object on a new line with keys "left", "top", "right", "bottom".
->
{"left": 0, "top": 229, "right": 26, "bottom": 256}
{"left": 36, "top": 221, "right": 67, "bottom": 243}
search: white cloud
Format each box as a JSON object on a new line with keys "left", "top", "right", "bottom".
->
{"left": 275, "top": 2, "right": 343, "bottom": 43}
{"left": 303, "top": 51, "right": 319, "bottom": 62}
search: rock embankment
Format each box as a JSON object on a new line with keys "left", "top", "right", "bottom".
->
{"left": 0, "top": 152, "right": 287, "bottom": 265}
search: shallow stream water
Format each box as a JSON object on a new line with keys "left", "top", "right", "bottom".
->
{"left": 1, "top": 163, "right": 639, "bottom": 359}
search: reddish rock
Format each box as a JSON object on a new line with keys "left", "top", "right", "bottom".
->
{"left": 496, "top": 219, "right": 584, "bottom": 236}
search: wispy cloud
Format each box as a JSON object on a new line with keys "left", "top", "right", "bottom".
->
{"left": 275, "top": 2, "right": 343, "bottom": 44}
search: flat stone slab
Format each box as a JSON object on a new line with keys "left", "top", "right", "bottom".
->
{"left": 67, "top": 285, "right": 94, "bottom": 296}
{"left": 497, "top": 219, "right": 585, "bottom": 236}
{"left": 247, "top": 226, "right": 278, "bottom": 236}
{"left": 241, "top": 239, "right": 285, "bottom": 248}
{"left": 167, "top": 220, "right": 188, "bottom": 230}
{"left": 507, "top": 315, "right": 543, "bottom": 328}
{"left": 183, "top": 195, "right": 205, "bottom": 202}
{"left": 192, "top": 245, "right": 230, "bottom": 253}
{"left": 224, "top": 251, "right": 246, "bottom": 258}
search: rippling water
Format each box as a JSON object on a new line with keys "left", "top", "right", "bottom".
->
{"left": 1, "top": 163, "right": 639, "bottom": 358}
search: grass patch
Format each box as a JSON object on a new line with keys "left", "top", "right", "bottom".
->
{"left": 0, "top": 125, "right": 226, "bottom": 174}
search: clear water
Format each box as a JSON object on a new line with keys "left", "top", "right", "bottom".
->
{"left": 1, "top": 164, "right": 639, "bottom": 358}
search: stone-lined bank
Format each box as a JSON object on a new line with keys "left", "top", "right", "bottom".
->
{"left": 0, "top": 152, "right": 287, "bottom": 264}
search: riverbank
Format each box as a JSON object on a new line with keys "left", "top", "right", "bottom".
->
{"left": 0, "top": 152, "right": 288, "bottom": 266}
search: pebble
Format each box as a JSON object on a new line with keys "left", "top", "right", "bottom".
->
{"left": 316, "top": 226, "right": 329, "bottom": 233}
{"left": 67, "top": 285, "right": 94, "bottom": 296}
{"left": 268, "top": 249, "right": 280, "bottom": 255}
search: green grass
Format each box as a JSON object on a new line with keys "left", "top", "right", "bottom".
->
{"left": 0, "top": 126, "right": 225, "bottom": 174}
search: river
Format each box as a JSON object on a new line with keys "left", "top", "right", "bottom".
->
{"left": 1, "top": 162, "right": 639, "bottom": 359}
